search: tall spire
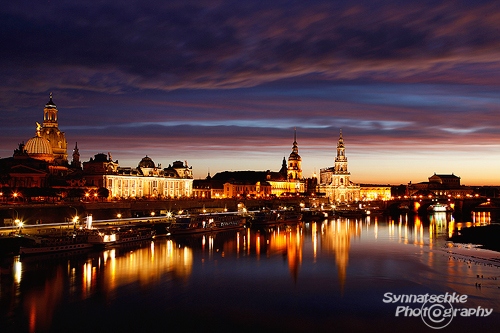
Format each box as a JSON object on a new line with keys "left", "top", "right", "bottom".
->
{"left": 338, "top": 129, "right": 344, "bottom": 149}
{"left": 334, "top": 129, "right": 348, "bottom": 174}
{"left": 279, "top": 156, "right": 287, "bottom": 177}
{"left": 71, "top": 142, "right": 81, "bottom": 168}
{"left": 291, "top": 127, "right": 298, "bottom": 154}
{"left": 287, "top": 127, "right": 302, "bottom": 180}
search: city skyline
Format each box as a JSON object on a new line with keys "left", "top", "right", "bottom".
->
{"left": 2, "top": 1, "right": 500, "bottom": 185}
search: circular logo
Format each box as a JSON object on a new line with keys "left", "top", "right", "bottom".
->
{"left": 421, "top": 301, "right": 454, "bottom": 329}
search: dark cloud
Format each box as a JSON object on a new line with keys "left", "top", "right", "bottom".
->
{"left": 2, "top": 1, "right": 500, "bottom": 183}
{"left": 3, "top": 0, "right": 500, "bottom": 93}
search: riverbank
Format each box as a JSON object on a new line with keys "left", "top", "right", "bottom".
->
{"left": 449, "top": 224, "right": 500, "bottom": 252}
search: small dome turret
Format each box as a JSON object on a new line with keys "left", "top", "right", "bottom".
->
{"left": 45, "top": 92, "right": 57, "bottom": 108}
{"left": 138, "top": 156, "right": 155, "bottom": 169}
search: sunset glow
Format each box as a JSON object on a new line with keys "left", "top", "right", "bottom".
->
{"left": 2, "top": 1, "right": 500, "bottom": 185}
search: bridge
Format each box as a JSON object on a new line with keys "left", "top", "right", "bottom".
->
{"left": 379, "top": 196, "right": 492, "bottom": 219}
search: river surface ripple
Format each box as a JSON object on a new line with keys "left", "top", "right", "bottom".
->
{"left": 1, "top": 214, "right": 499, "bottom": 333}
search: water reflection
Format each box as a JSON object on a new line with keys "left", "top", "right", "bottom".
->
{"left": 318, "top": 219, "right": 360, "bottom": 291}
{"left": 1, "top": 214, "right": 499, "bottom": 332}
{"left": 2, "top": 240, "right": 197, "bottom": 332}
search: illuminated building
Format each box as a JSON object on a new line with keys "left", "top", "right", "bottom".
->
{"left": 407, "top": 173, "right": 474, "bottom": 198}
{"left": 0, "top": 96, "right": 193, "bottom": 201}
{"left": 20, "top": 94, "right": 69, "bottom": 172}
{"left": 319, "top": 130, "right": 360, "bottom": 202}
{"left": 359, "top": 185, "right": 392, "bottom": 201}
{"left": 192, "top": 173, "right": 225, "bottom": 199}
{"left": 0, "top": 94, "right": 74, "bottom": 191}
{"left": 202, "top": 170, "right": 276, "bottom": 198}
{"left": 24, "top": 127, "right": 53, "bottom": 163}
{"left": 195, "top": 130, "right": 306, "bottom": 198}
{"left": 0, "top": 145, "right": 50, "bottom": 188}
{"left": 83, "top": 155, "right": 193, "bottom": 198}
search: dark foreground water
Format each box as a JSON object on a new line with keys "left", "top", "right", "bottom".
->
{"left": 1, "top": 213, "right": 500, "bottom": 333}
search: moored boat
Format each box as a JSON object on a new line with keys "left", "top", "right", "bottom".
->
{"left": 249, "top": 209, "right": 302, "bottom": 225}
{"left": 87, "top": 225, "right": 155, "bottom": 247}
{"left": 334, "top": 208, "right": 366, "bottom": 218}
{"left": 301, "top": 209, "right": 328, "bottom": 221}
{"left": 19, "top": 231, "right": 94, "bottom": 256}
{"left": 169, "top": 212, "right": 246, "bottom": 235}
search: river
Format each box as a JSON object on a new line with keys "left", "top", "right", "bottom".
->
{"left": 1, "top": 213, "right": 499, "bottom": 333}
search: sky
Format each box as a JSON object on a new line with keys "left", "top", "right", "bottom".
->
{"left": 2, "top": 0, "right": 500, "bottom": 185}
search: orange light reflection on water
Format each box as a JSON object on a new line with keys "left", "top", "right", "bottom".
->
{"left": 10, "top": 213, "right": 499, "bottom": 333}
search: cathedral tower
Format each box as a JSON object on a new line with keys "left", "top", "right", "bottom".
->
{"left": 40, "top": 93, "right": 68, "bottom": 165}
{"left": 319, "top": 129, "right": 359, "bottom": 202}
{"left": 71, "top": 142, "right": 81, "bottom": 169}
{"left": 287, "top": 128, "right": 302, "bottom": 180}
{"left": 333, "top": 129, "right": 350, "bottom": 186}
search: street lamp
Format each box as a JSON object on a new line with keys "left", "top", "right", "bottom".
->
{"left": 10, "top": 208, "right": 23, "bottom": 234}
{"left": 69, "top": 206, "right": 79, "bottom": 229}
{"left": 70, "top": 206, "right": 78, "bottom": 220}
{"left": 16, "top": 220, "right": 23, "bottom": 234}
{"left": 9, "top": 208, "right": 21, "bottom": 229}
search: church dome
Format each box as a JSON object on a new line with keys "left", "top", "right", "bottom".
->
{"left": 138, "top": 156, "right": 155, "bottom": 169}
{"left": 25, "top": 136, "right": 53, "bottom": 155}
{"left": 25, "top": 134, "right": 54, "bottom": 163}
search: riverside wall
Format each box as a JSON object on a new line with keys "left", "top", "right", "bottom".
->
{"left": 0, "top": 197, "right": 329, "bottom": 226}
{"left": 1, "top": 196, "right": 494, "bottom": 227}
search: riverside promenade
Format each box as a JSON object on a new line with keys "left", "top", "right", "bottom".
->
{"left": 0, "top": 196, "right": 329, "bottom": 227}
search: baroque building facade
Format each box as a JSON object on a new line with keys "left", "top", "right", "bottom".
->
{"left": 319, "top": 130, "right": 360, "bottom": 203}
{"left": 83, "top": 154, "right": 193, "bottom": 199}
